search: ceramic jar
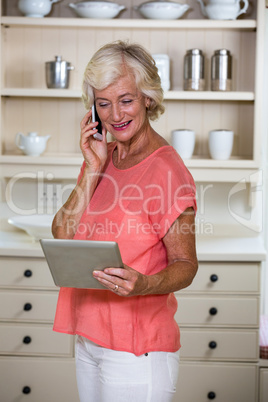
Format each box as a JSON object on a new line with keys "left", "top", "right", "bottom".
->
{"left": 209, "top": 129, "right": 234, "bottom": 160}
{"left": 172, "top": 129, "right": 196, "bottom": 159}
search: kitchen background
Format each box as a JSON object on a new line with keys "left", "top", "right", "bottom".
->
{"left": 0, "top": 0, "right": 268, "bottom": 401}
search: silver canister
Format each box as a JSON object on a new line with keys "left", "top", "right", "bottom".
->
{"left": 211, "top": 49, "right": 232, "bottom": 91}
{"left": 45, "top": 56, "right": 74, "bottom": 89}
{"left": 183, "top": 49, "right": 205, "bottom": 91}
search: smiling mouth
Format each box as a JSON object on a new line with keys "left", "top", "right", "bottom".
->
{"left": 112, "top": 121, "right": 131, "bottom": 129}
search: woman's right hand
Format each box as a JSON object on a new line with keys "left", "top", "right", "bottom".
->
{"left": 80, "top": 110, "right": 108, "bottom": 172}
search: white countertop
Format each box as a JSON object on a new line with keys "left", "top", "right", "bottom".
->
{"left": 0, "top": 229, "right": 266, "bottom": 261}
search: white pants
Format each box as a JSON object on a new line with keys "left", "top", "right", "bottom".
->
{"left": 75, "top": 335, "right": 180, "bottom": 402}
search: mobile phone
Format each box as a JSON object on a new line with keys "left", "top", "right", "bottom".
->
{"left": 92, "top": 102, "right": 103, "bottom": 141}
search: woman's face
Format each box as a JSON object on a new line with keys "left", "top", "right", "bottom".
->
{"left": 94, "top": 72, "right": 150, "bottom": 144}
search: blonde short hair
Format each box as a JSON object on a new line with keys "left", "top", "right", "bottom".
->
{"left": 82, "top": 40, "right": 165, "bottom": 121}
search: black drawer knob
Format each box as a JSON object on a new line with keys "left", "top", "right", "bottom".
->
{"left": 23, "top": 336, "right": 32, "bottom": 344}
{"left": 208, "top": 391, "right": 216, "bottom": 399}
{"left": 210, "top": 274, "right": 218, "bottom": 282}
{"left": 24, "top": 269, "right": 32, "bottom": 278}
{"left": 22, "top": 386, "right": 31, "bottom": 394}
{"left": 209, "top": 307, "right": 218, "bottom": 316}
{"left": 24, "top": 303, "right": 32, "bottom": 311}
{"left": 209, "top": 341, "right": 217, "bottom": 349}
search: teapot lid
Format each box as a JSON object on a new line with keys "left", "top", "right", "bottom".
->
{"left": 28, "top": 132, "right": 38, "bottom": 137}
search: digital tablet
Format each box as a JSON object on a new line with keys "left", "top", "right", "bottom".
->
{"left": 40, "top": 239, "right": 124, "bottom": 289}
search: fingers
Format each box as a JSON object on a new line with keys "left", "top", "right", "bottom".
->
{"left": 93, "top": 266, "right": 138, "bottom": 296}
{"left": 93, "top": 269, "right": 127, "bottom": 290}
{"left": 81, "top": 111, "right": 98, "bottom": 136}
{"left": 80, "top": 110, "right": 92, "bottom": 129}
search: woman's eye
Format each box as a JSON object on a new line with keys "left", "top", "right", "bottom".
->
{"left": 121, "top": 99, "right": 133, "bottom": 105}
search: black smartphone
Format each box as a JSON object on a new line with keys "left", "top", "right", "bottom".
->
{"left": 92, "top": 102, "right": 103, "bottom": 141}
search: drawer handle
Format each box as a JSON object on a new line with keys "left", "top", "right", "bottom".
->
{"left": 22, "top": 386, "right": 31, "bottom": 395}
{"left": 24, "top": 303, "right": 32, "bottom": 311}
{"left": 208, "top": 341, "right": 217, "bottom": 349}
{"left": 24, "top": 269, "right": 32, "bottom": 278}
{"left": 209, "top": 307, "right": 218, "bottom": 316}
{"left": 207, "top": 391, "right": 216, "bottom": 399}
{"left": 210, "top": 274, "right": 218, "bottom": 282}
{"left": 23, "top": 336, "right": 32, "bottom": 344}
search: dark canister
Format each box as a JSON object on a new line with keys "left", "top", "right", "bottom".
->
{"left": 184, "top": 49, "right": 205, "bottom": 91}
{"left": 211, "top": 49, "right": 232, "bottom": 91}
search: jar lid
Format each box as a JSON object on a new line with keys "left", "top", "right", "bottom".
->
{"left": 214, "top": 49, "right": 231, "bottom": 56}
{"left": 186, "top": 49, "right": 203, "bottom": 55}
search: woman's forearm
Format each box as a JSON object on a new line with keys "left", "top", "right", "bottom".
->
{"left": 52, "top": 166, "right": 101, "bottom": 239}
{"left": 144, "top": 258, "right": 198, "bottom": 295}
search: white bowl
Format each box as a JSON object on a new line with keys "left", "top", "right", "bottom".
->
{"left": 69, "top": 1, "right": 126, "bottom": 18}
{"left": 8, "top": 214, "right": 54, "bottom": 240}
{"left": 135, "top": 1, "right": 190, "bottom": 20}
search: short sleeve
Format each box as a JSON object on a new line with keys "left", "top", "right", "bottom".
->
{"left": 146, "top": 151, "right": 197, "bottom": 239}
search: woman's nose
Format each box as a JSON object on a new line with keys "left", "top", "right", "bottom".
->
{"left": 111, "top": 103, "right": 123, "bottom": 121}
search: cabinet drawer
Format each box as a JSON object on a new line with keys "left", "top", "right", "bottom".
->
{"left": 0, "top": 356, "right": 79, "bottom": 402}
{"left": 180, "top": 328, "right": 259, "bottom": 361}
{"left": 0, "top": 290, "right": 58, "bottom": 323}
{"left": 0, "top": 257, "right": 55, "bottom": 289}
{"left": 175, "top": 295, "right": 259, "bottom": 327}
{"left": 175, "top": 362, "right": 257, "bottom": 402}
{"left": 184, "top": 262, "right": 260, "bottom": 294}
{"left": 0, "top": 323, "right": 73, "bottom": 357}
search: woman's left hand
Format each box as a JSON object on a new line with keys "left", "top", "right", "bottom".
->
{"left": 93, "top": 265, "right": 148, "bottom": 297}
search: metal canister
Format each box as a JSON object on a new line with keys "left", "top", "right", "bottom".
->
{"left": 211, "top": 49, "right": 232, "bottom": 91}
{"left": 183, "top": 49, "right": 205, "bottom": 91}
{"left": 45, "top": 56, "right": 74, "bottom": 89}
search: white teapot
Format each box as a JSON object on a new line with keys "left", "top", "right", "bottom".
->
{"left": 18, "top": 0, "right": 62, "bottom": 18}
{"left": 16, "top": 132, "right": 51, "bottom": 156}
{"left": 197, "top": 0, "right": 249, "bottom": 20}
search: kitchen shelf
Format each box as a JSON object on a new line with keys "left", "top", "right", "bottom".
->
{"left": 0, "top": 154, "right": 259, "bottom": 183}
{"left": 0, "top": 153, "right": 256, "bottom": 167}
{"left": 0, "top": 0, "right": 264, "bottom": 183}
{"left": 1, "top": 88, "right": 255, "bottom": 101}
{"left": 1, "top": 16, "right": 257, "bottom": 30}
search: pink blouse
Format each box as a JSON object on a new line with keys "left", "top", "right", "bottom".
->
{"left": 53, "top": 144, "right": 196, "bottom": 356}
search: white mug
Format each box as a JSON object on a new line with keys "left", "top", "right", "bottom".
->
{"left": 172, "top": 129, "right": 195, "bottom": 159}
{"left": 209, "top": 129, "right": 234, "bottom": 160}
{"left": 152, "top": 54, "right": 170, "bottom": 91}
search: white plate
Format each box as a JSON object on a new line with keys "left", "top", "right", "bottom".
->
{"left": 8, "top": 214, "right": 54, "bottom": 240}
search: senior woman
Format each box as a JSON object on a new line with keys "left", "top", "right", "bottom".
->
{"left": 52, "top": 40, "right": 198, "bottom": 402}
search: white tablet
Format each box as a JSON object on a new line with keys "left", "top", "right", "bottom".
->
{"left": 40, "top": 239, "right": 124, "bottom": 289}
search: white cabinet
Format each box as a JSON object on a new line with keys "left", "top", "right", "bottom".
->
{"left": 175, "top": 261, "right": 261, "bottom": 401}
{"left": 0, "top": 256, "right": 79, "bottom": 402}
{"left": 0, "top": 357, "right": 79, "bottom": 402}
{"left": 0, "top": 0, "right": 265, "bottom": 182}
{"left": 177, "top": 362, "right": 258, "bottom": 402}
{"left": 259, "top": 367, "right": 268, "bottom": 402}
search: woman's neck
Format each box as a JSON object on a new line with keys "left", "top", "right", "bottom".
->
{"left": 113, "top": 129, "right": 169, "bottom": 169}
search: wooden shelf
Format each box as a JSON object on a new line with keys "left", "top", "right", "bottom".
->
{"left": 0, "top": 153, "right": 83, "bottom": 165}
{"left": 0, "top": 1, "right": 263, "bottom": 182}
{"left": 0, "top": 154, "right": 259, "bottom": 182}
{"left": 1, "top": 88, "right": 82, "bottom": 98}
{"left": 1, "top": 16, "right": 257, "bottom": 30}
{"left": 1, "top": 88, "right": 255, "bottom": 101}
